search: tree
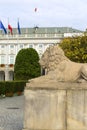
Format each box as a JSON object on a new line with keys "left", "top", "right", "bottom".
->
{"left": 59, "top": 36, "right": 87, "bottom": 63}
{"left": 14, "top": 48, "right": 41, "bottom": 80}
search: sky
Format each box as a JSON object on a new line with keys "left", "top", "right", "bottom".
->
{"left": 0, "top": 0, "right": 87, "bottom": 31}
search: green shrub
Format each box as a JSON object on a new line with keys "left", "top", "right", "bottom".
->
{"left": 5, "top": 82, "right": 14, "bottom": 93}
{"left": 14, "top": 48, "right": 41, "bottom": 80}
{"left": 0, "top": 82, "right": 5, "bottom": 95}
{"left": 14, "top": 81, "right": 26, "bottom": 93}
{"left": 0, "top": 80, "right": 27, "bottom": 97}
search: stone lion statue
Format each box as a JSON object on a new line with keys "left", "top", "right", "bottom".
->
{"left": 29, "top": 45, "right": 87, "bottom": 83}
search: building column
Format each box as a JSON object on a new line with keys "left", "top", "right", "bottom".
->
{"left": 5, "top": 65, "right": 9, "bottom": 81}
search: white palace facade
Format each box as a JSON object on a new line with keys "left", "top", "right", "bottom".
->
{"left": 0, "top": 27, "right": 83, "bottom": 81}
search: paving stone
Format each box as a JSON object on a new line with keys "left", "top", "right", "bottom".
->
{"left": 0, "top": 95, "right": 24, "bottom": 130}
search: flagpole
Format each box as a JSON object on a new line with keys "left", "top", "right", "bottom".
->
{"left": 18, "top": 17, "right": 19, "bottom": 22}
{"left": 7, "top": 17, "right": 9, "bottom": 35}
{"left": 6, "top": 18, "right": 9, "bottom": 68}
{"left": 8, "top": 17, "right": 9, "bottom": 24}
{"left": 35, "top": 8, "right": 37, "bottom": 27}
{"left": 34, "top": 8, "right": 39, "bottom": 32}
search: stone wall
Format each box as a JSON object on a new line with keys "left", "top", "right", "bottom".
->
{"left": 23, "top": 82, "right": 87, "bottom": 130}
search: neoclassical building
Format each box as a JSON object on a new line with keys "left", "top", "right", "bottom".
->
{"left": 0, "top": 27, "right": 83, "bottom": 81}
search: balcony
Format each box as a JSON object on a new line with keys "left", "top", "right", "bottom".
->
{"left": 9, "top": 64, "right": 14, "bottom": 67}
{"left": 0, "top": 33, "right": 64, "bottom": 39}
{"left": 0, "top": 64, "right": 5, "bottom": 67}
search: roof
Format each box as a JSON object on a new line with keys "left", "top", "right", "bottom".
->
{"left": 0, "top": 27, "right": 83, "bottom": 35}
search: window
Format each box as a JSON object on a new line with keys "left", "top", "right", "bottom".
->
{"left": 20, "top": 44, "right": 23, "bottom": 49}
{"left": 1, "top": 56, "right": 5, "bottom": 64}
{"left": 29, "top": 44, "right": 33, "bottom": 48}
{"left": 10, "top": 56, "right": 14, "bottom": 64}
{"left": 39, "top": 44, "right": 43, "bottom": 48}
{"left": 1, "top": 45, "right": 4, "bottom": 48}
{"left": 10, "top": 45, "right": 14, "bottom": 48}
{"left": 1, "top": 45, "right": 5, "bottom": 54}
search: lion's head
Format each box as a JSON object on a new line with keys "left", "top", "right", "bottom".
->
{"left": 39, "top": 45, "right": 69, "bottom": 73}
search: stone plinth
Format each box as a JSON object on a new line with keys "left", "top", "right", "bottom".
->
{"left": 23, "top": 82, "right": 87, "bottom": 130}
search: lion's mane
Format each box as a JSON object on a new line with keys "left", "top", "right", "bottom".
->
{"left": 39, "top": 45, "right": 69, "bottom": 73}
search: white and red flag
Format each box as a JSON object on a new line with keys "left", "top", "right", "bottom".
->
{"left": 34, "top": 8, "right": 37, "bottom": 12}
{"left": 8, "top": 24, "right": 13, "bottom": 35}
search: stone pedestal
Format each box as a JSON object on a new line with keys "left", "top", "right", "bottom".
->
{"left": 23, "top": 82, "right": 87, "bottom": 130}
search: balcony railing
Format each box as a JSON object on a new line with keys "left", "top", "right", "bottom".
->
{"left": 0, "top": 64, "right": 14, "bottom": 68}
{"left": 0, "top": 33, "right": 64, "bottom": 39}
{"left": 0, "top": 64, "right": 5, "bottom": 67}
{"left": 9, "top": 64, "right": 14, "bottom": 67}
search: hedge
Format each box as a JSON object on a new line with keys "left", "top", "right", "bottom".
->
{"left": 0, "top": 80, "right": 27, "bottom": 97}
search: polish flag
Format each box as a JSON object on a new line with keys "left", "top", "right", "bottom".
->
{"left": 8, "top": 24, "right": 13, "bottom": 35}
{"left": 34, "top": 8, "right": 37, "bottom": 12}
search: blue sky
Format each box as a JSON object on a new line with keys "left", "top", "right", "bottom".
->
{"left": 0, "top": 0, "right": 87, "bottom": 31}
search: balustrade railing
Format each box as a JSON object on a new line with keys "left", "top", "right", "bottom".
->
{"left": 0, "top": 33, "right": 64, "bottom": 39}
